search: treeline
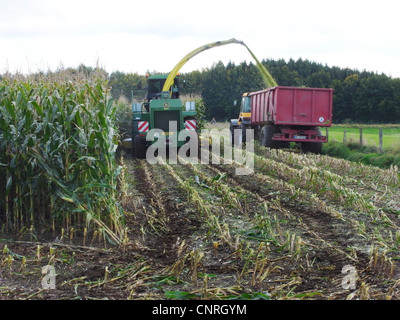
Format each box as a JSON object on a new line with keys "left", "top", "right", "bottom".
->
{"left": 107, "top": 58, "right": 400, "bottom": 124}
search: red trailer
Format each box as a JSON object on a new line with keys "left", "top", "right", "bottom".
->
{"left": 231, "top": 86, "right": 333, "bottom": 153}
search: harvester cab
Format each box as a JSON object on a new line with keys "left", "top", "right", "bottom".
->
{"left": 145, "top": 74, "right": 180, "bottom": 103}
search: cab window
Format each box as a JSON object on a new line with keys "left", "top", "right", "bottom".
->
{"left": 241, "top": 96, "right": 251, "bottom": 113}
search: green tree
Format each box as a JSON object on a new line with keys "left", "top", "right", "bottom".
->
{"left": 202, "top": 62, "right": 230, "bottom": 121}
{"left": 109, "top": 71, "right": 146, "bottom": 102}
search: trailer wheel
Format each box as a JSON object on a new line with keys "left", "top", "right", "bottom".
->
{"left": 279, "top": 141, "right": 290, "bottom": 149}
{"left": 133, "top": 136, "right": 147, "bottom": 159}
{"left": 260, "top": 125, "right": 280, "bottom": 149}
{"left": 301, "top": 129, "right": 322, "bottom": 154}
{"left": 301, "top": 142, "right": 322, "bottom": 154}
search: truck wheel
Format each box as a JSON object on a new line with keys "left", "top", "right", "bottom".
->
{"left": 133, "top": 136, "right": 147, "bottom": 159}
{"left": 240, "top": 124, "right": 249, "bottom": 144}
{"left": 260, "top": 125, "right": 279, "bottom": 149}
{"left": 230, "top": 123, "right": 239, "bottom": 146}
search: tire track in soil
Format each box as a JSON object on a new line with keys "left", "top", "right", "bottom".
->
{"left": 132, "top": 159, "right": 201, "bottom": 267}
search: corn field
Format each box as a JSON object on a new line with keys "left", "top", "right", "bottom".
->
{"left": 0, "top": 76, "right": 125, "bottom": 244}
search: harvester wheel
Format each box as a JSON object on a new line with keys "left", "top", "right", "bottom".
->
{"left": 133, "top": 136, "right": 147, "bottom": 159}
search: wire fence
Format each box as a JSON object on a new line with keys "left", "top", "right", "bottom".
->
{"left": 325, "top": 127, "right": 392, "bottom": 152}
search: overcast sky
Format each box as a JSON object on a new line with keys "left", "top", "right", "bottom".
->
{"left": 1, "top": 0, "right": 400, "bottom": 78}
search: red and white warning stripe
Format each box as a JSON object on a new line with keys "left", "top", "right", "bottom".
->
{"left": 138, "top": 121, "right": 149, "bottom": 133}
{"left": 185, "top": 119, "right": 197, "bottom": 131}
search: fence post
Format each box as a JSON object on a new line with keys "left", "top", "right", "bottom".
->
{"left": 343, "top": 129, "right": 347, "bottom": 143}
{"left": 359, "top": 128, "right": 363, "bottom": 146}
{"left": 379, "top": 129, "right": 383, "bottom": 153}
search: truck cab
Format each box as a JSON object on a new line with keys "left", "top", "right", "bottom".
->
{"left": 239, "top": 93, "right": 252, "bottom": 126}
{"left": 230, "top": 93, "right": 252, "bottom": 144}
{"left": 231, "top": 93, "right": 251, "bottom": 126}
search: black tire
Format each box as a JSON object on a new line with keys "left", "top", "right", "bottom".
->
{"left": 301, "top": 141, "right": 322, "bottom": 154}
{"left": 260, "top": 125, "right": 280, "bottom": 149}
{"left": 240, "top": 124, "right": 248, "bottom": 144}
{"left": 184, "top": 134, "right": 199, "bottom": 158}
{"left": 133, "top": 136, "right": 147, "bottom": 159}
{"left": 301, "top": 129, "right": 323, "bottom": 154}
{"left": 230, "top": 123, "right": 239, "bottom": 146}
{"left": 279, "top": 141, "right": 290, "bottom": 149}
{"left": 230, "top": 123, "right": 234, "bottom": 146}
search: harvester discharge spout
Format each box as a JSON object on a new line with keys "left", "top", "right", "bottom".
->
{"left": 162, "top": 38, "right": 277, "bottom": 96}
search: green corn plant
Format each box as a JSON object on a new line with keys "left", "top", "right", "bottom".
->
{"left": 0, "top": 76, "right": 125, "bottom": 244}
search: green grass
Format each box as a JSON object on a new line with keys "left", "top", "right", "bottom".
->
{"left": 324, "top": 125, "right": 400, "bottom": 168}
{"left": 327, "top": 125, "right": 400, "bottom": 150}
